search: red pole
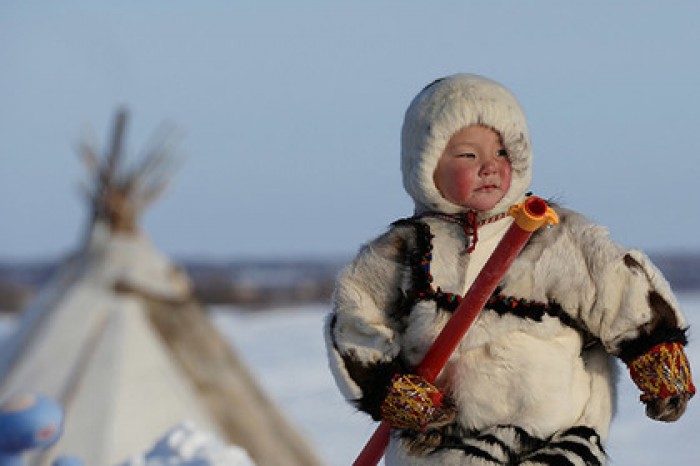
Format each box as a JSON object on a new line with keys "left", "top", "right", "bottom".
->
{"left": 353, "top": 196, "right": 558, "bottom": 466}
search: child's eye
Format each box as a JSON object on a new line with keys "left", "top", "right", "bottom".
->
{"left": 458, "top": 152, "right": 476, "bottom": 158}
{"left": 497, "top": 149, "right": 508, "bottom": 157}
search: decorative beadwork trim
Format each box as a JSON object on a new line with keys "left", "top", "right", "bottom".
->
{"left": 425, "top": 211, "right": 509, "bottom": 228}
{"left": 628, "top": 342, "right": 696, "bottom": 401}
{"left": 397, "top": 218, "right": 585, "bottom": 334}
{"left": 487, "top": 288, "right": 584, "bottom": 332}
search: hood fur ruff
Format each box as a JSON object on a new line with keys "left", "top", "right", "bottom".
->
{"left": 401, "top": 73, "right": 533, "bottom": 217}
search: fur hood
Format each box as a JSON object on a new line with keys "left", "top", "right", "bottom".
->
{"left": 400, "top": 74, "right": 533, "bottom": 217}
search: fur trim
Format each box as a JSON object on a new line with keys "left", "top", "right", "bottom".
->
{"left": 401, "top": 74, "right": 532, "bottom": 217}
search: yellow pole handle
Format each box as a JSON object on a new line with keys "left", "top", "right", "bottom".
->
{"left": 507, "top": 196, "right": 559, "bottom": 232}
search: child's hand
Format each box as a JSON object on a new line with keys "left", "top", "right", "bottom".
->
{"left": 645, "top": 393, "right": 691, "bottom": 422}
{"left": 380, "top": 374, "right": 456, "bottom": 431}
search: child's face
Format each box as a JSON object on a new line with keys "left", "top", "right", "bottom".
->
{"left": 433, "top": 125, "right": 512, "bottom": 212}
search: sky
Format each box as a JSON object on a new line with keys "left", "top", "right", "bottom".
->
{"left": 1, "top": 1, "right": 699, "bottom": 262}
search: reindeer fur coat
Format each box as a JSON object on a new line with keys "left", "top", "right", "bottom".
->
{"left": 324, "top": 74, "right": 693, "bottom": 465}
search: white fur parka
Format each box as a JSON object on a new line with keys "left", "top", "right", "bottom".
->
{"left": 324, "top": 74, "right": 693, "bottom": 466}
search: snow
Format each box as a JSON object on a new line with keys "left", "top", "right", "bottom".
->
{"left": 115, "top": 422, "right": 256, "bottom": 466}
{"left": 2, "top": 293, "right": 700, "bottom": 465}
{"left": 210, "top": 306, "right": 377, "bottom": 466}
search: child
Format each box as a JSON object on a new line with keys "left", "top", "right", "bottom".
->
{"left": 324, "top": 73, "right": 695, "bottom": 465}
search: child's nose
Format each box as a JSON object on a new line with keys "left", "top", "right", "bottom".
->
{"left": 480, "top": 158, "right": 497, "bottom": 175}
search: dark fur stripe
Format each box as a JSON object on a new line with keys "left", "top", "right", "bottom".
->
{"left": 525, "top": 452, "right": 576, "bottom": 466}
{"left": 560, "top": 426, "right": 605, "bottom": 454}
{"left": 548, "top": 440, "right": 602, "bottom": 466}
{"left": 439, "top": 444, "right": 503, "bottom": 464}
{"left": 477, "top": 433, "right": 512, "bottom": 451}
{"left": 473, "top": 433, "right": 514, "bottom": 462}
{"left": 560, "top": 426, "right": 597, "bottom": 438}
{"left": 511, "top": 425, "right": 546, "bottom": 453}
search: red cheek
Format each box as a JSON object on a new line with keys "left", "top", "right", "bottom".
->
{"left": 452, "top": 178, "right": 474, "bottom": 197}
{"left": 450, "top": 167, "right": 478, "bottom": 194}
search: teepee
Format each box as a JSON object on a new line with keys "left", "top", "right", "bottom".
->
{"left": 0, "top": 110, "right": 321, "bottom": 466}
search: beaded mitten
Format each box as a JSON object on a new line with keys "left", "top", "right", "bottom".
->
{"left": 380, "top": 374, "right": 454, "bottom": 431}
{"left": 628, "top": 342, "right": 695, "bottom": 402}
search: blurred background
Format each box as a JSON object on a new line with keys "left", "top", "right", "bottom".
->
{"left": 2, "top": 0, "right": 699, "bottom": 310}
{"left": 2, "top": 1, "right": 700, "bottom": 262}
{"left": 1, "top": 2, "right": 699, "bottom": 465}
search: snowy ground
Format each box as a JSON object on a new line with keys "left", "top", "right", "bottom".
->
{"left": 2, "top": 293, "right": 700, "bottom": 465}
{"left": 211, "top": 305, "right": 377, "bottom": 466}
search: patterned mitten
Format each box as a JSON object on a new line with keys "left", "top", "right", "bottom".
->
{"left": 628, "top": 342, "right": 695, "bottom": 421}
{"left": 380, "top": 374, "right": 454, "bottom": 431}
